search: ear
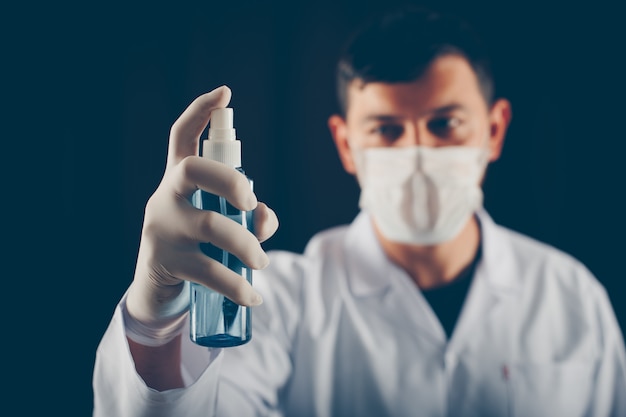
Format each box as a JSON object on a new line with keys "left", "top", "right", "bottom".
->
{"left": 328, "top": 114, "right": 357, "bottom": 175}
{"left": 487, "top": 98, "right": 512, "bottom": 162}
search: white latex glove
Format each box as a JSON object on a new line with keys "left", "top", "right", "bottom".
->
{"left": 125, "top": 86, "right": 278, "bottom": 346}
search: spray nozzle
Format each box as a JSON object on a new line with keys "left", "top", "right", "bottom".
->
{"left": 209, "top": 107, "right": 236, "bottom": 141}
{"left": 203, "top": 107, "right": 241, "bottom": 167}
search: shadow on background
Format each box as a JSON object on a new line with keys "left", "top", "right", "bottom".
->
{"left": 9, "top": 0, "right": 624, "bottom": 414}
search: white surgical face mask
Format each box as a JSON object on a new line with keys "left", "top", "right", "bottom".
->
{"left": 352, "top": 144, "right": 490, "bottom": 245}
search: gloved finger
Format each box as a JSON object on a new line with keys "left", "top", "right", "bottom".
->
{"left": 174, "top": 251, "right": 263, "bottom": 306}
{"left": 166, "top": 86, "right": 232, "bottom": 171}
{"left": 173, "top": 155, "right": 257, "bottom": 211}
{"left": 253, "top": 202, "right": 279, "bottom": 243}
{"left": 183, "top": 206, "right": 270, "bottom": 270}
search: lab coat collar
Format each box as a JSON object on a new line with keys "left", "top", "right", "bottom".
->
{"left": 475, "top": 208, "right": 522, "bottom": 295}
{"left": 343, "top": 209, "right": 522, "bottom": 298}
{"left": 344, "top": 211, "right": 392, "bottom": 297}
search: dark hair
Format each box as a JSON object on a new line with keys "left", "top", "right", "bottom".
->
{"left": 336, "top": 6, "right": 494, "bottom": 115}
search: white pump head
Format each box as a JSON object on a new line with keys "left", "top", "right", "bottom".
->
{"left": 203, "top": 107, "right": 241, "bottom": 167}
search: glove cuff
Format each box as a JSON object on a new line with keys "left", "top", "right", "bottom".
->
{"left": 122, "top": 299, "right": 188, "bottom": 348}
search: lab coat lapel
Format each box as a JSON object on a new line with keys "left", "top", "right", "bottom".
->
{"left": 344, "top": 211, "right": 447, "bottom": 345}
{"left": 344, "top": 212, "right": 392, "bottom": 297}
{"left": 344, "top": 210, "right": 523, "bottom": 352}
{"left": 447, "top": 209, "right": 522, "bottom": 355}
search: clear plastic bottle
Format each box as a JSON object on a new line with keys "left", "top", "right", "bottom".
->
{"left": 190, "top": 107, "right": 254, "bottom": 347}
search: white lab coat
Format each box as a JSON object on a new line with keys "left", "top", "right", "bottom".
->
{"left": 93, "top": 210, "right": 626, "bottom": 417}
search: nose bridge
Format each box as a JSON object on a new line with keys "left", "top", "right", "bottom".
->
{"left": 406, "top": 119, "right": 433, "bottom": 147}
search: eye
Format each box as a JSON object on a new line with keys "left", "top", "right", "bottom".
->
{"left": 371, "top": 124, "right": 404, "bottom": 142}
{"left": 427, "top": 117, "right": 463, "bottom": 138}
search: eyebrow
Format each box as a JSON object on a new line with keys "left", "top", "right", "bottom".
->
{"left": 361, "top": 115, "right": 402, "bottom": 124}
{"left": 430, "top": 104, "right": 468, "bottom": 115}
{"left": 361, "top": 104, "right": 469, "bottom": 124}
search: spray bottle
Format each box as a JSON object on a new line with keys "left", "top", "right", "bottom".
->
{"left": 189, "top": 107, "right": 254, "bottom": 347}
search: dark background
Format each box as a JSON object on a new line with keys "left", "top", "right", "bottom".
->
{"left": 6, "top": 0, "right": 624, "bottom": 414}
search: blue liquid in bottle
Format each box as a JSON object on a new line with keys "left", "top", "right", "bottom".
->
{"left": 189, "top": 106, "right": 255, "bottom": 348}
{"left": 190, "top": 173, "right": 254, "bottom": 347}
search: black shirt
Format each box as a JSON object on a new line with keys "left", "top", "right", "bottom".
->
{"left": 420, "top": 245, "right": 482, "bottom": 339}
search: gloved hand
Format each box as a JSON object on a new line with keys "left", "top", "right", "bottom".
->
{"left": 125, "top": 86, "right": 278, "bottom": 346}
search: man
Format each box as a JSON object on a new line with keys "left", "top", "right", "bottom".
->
{"left": 93, "top": 7, "right": 626, "bottom": 416}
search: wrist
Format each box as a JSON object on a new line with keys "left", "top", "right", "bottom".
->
{"left": 123, "top": 299, "right": 189, "bottom": 347}
{"left": 124, "top": 281, "right": 190, "bottom": 347}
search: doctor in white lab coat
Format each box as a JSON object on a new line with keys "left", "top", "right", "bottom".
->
{"left": 93, "top": 7, "right": 626, "bottom": 417}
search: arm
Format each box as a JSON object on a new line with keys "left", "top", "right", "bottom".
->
{"left": 93, "top": 86, "right": 279, "bottom": 416}
{"left": 93, "top": 297, "right": 223, "bottom": 417}
{"left": 93, "top": 256, "right": 301, "bottom": 417}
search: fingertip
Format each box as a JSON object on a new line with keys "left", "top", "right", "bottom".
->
{"left": 249, "top": 292, "right": 263, "bottom": 307}
{"left": 210, "top": 84, "right": 229, "bottom": 94}
{"left": 254, "top": 203, "right": 279, "bottom": 243}
{"left": 245, "top": 193, "right": 259, "bottom": 211}
{"left": 237, "top": 287, "right": 263, "bottom": 307}
{"left": 256, "top": 251, "right": 270, "bottom": 270}
{"left": 218, "top": 85, "right": 232, "bottom": 101}
{"left": 265, "top": 206, "right": 279, "bottom": 236}
{"left": 267, "top": 206, "right": 279, "bottom": 227}
{"left": 205, "top": 85, "right": 232, "bottom": 107}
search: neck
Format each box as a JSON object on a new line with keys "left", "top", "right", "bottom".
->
{"left": 373, "top": 215, "right": 481, "bottom": 290}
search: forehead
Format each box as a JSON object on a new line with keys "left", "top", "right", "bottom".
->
{"left": 346, "top": 55, "right": 488, "bottom": 119}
